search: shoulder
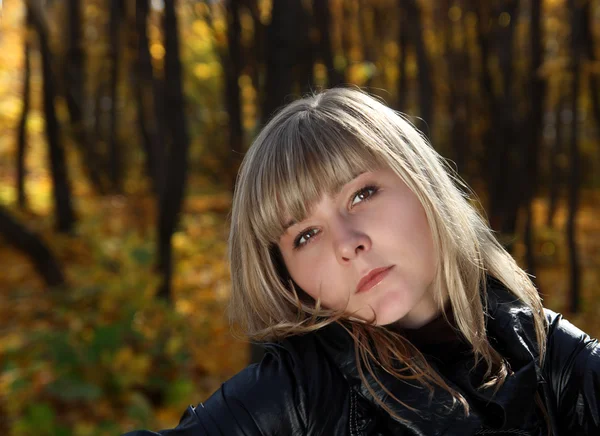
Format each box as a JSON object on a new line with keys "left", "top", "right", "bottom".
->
{"left": 123, "top": 332, "right": 351, "bottom": 436}
{"left": 201, "top": 333, "right": 351, "bottom": 435}
{"left": 543, "top": 308, "right": 599, "bottom": 368}
{"left": 542, "top": 308, "right": 600, "bottom": 433}
{"left": 197, "top": 341, "right": 310, "bottom": 435}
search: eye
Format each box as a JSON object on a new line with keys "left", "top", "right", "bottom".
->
{"left": 293, "top": 228, "right": 320, "bottom": 249}
{"left": 350, "top": 185, "right": 379, "bottom": 207}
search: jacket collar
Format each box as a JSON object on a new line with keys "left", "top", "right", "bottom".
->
{"left": 314, "top": 278, "right": 542, "bottom": 436}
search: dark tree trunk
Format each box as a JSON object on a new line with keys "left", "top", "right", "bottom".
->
{"left": 0, "top": 205, "right": 65, "bottom": 287}
{"left": 476, "top": 0, "right": 520, "bottom": 244}
{"left": 523, "top": 0, "right": 545, "bottom": 284}
{"left": 495, "top": 0, "right": 520, "bottom": 239}
{"left": 108, "top": 0, "right": 123, "bottom": 192}
{"left": 358, "top": 0, "right": 375, "bottom": 88}
{"left": 243, "top": 0, "right": 265, "bottom": 94}
{"left": 28, "top": 0, "right": 76, "bottom": 233}
{"left": 396, "top": 3, "right": 408, "bottom": 111}
{"left": 225, "top": 0, "right": 244, "bottom": 189}
{"left": 473, "top": 0, "right": 501, "bottom": 206}
{"left": 94, "top": 81, "right": 106, "bottom": 156}
{"left": 157, "top": 0, "right": 191, "bottom": 300}
{"left": 401, "top": 0, "right": 433, "bottom": 137}
{"left": 582, "top": 0, "right": 600, "bottom": 152}
{"left": 296, "top": 7, "right": 315, "bottom": 96}
{"left": 459, "top": 9, "right": 475, "bottom": 182}
{"left": 340, "top": 1, "right": 352, "bottom": 80}
{"left": 132, "top": 0, "right": 164, "bottom": 195}
{"left": 444, "top": 0, "right": 469, "bottom": 177}
{"left": 474, "top": 2, "right": 494, "bottom": 102}
{"left": 17, "top": 11, "right": 32, "bottom": 209}
{"left": 64, "top": 0, "right": 105, "bottom": 194}
{"left": 567, "top": 0, "right": 582, "bottom": 313}
{"left": 262, "top": 0, "right": 312, "bottom": 123}
{"left": 547, "top": 94, "right": 564, "bottom": 228}
{"left": 313, "top": 0, "right": 343, "bottom": 87}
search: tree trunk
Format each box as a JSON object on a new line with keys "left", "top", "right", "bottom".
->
{"left": 0, "top": 205, "right": 65, "bottom": 287}
{"left": 132, "top": 0, "right": 164, "bottom": 195}
{"left": 225, "top": 0, "right": 243, "bottom": 189}
{"left": 396, "top": 3, "right": 408, "bottom": 111}
{"left": 157, "top": 0, "right": 191, "bottom": 300}
{"left": 295, "top": 4, "right": 315, "bottom": 96}
{"left": 582, "top": 0, "right": 600, "bottom": 157}
{"left": 340, "top": 1, "right": 352, "bottom": 82}
{"left": 358, "top": 0, "right": 375, "bottom": 88}
{"left": 262, "top": 0, "right": 311, "bottom": 123}
{"left": 313, "top": 0, "right": 343, "bottom": 87}
{"left": 497, "top": 0, "right": 520, "bottom": 240}
{"left": 523, "top": 0, "right": 545, "bottom": 284}
{"left": 28, "top": 0, "right": 76, "bottom": 233}
{"left": 243, "top": 0, "right": 265, "bottom": 95}
{"left": 108, "top": 0, "right": 123, "bottom": 193}
{"left": 567, "top": 0, "right": 582, "bottom": 313}
{"left": 547, "top": 93, "right": 564, "bottom": 228}
{"left": 444, "top": 0, "right": 469, "bottom": 177}
{"left": 477, "top": 0, "right": 520, "bottom": 244}
{"left": 64, "top": 0, "right": 106, "bottom": 194}
{"left": 401, "top": 0, "right": 433, "bottom": 137}
{"left": 17, "top": 11, "right": 32, "bottom": 209}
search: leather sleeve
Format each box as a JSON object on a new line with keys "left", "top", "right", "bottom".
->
{"left": 543, "top": 309, "right": 600, "bottom": 434}
{"left": 122, "top": 343, "right": 309, "bottom": 436}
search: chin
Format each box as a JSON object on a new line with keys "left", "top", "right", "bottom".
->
{"left": 369, "top": 293, "right": 411, "bottom": 325}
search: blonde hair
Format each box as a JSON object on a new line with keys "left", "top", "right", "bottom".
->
{"left": 227, "top": 88, "right": 547, "bottom": 422}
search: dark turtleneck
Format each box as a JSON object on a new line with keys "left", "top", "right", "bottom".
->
{"left": 391, "top": 304, "right": 474, "bottom": 367}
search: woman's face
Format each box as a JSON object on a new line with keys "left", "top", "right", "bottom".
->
{"left": 277, "top": 168, "right": 440, "bottom": 328}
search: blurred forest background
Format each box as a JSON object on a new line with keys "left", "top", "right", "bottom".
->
{"left": 0, "top": 0, "right": 599, "bottom": 434}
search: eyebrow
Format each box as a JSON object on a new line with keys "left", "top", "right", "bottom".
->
{"left": 283, "top": 219, "right": 297, "bottom": 232}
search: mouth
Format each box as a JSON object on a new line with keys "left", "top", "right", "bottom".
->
{"left": 356, "top": 265, "right": 394, "bottom": 294}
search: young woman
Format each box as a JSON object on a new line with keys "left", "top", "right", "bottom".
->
{"left": 125, "top": 89, "right": 599, "bottom": 435}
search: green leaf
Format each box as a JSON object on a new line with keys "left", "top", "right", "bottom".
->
{"left": 127, "top": 392, "right": 153, "bottom": 425}
{"left": 130, "top": 247, "right": 153, "bottom": 266}
{"left": 54, "top": 426, "right": 71, "bottom": 436}
{"left": 46, "top": 333, "right": 80, "bottom": 368}
{"left": 165, "top": 378, "right": 194, "bottom": 408}
{"left": 16, "top": 403, "right": 57, "bottom": 435}
{"left": 47, "top": 376, "right": 102, "bottom": 401}
{"left": 89, "top": 325, "right": 123, "bottom": 360}
{"left": 10, "top": 376, "right": 30, "bottom": 393}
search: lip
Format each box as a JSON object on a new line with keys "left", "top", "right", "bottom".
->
{"left": 356, "top": 266, "right": 394, "bottom": 293}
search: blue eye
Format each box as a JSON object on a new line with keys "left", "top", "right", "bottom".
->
{"left": 350, "top": 185, "right": 379, "bottom": 207}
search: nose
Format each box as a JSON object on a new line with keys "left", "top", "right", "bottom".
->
{"left": 332, "top": 218, "right": 371, "bottom": 262}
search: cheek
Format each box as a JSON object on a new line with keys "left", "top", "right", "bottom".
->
{"left": 286, "top": 255, "right": 349, "bottom": 309}
{"left": 409, "top": 217, "right": 436, "bottom": 274}
{"left": 385, "top": 200, "right": 436, "bottom": 275}
{"left": 283, "top": 255, "right": 322, "bottom": 299}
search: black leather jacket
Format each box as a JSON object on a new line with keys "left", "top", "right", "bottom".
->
{"left": 125, "top": 282, "right": 600, "bottom": 435}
